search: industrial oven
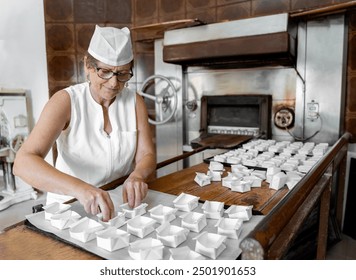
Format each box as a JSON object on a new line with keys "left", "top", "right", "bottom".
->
{"left": 150, "top": 13, "right": 347, "bottom": 175}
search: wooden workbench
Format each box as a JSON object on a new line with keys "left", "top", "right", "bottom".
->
{"left": 149, "top": 162, "right": 288, "bottom": 215}
{"left": 0, "top": 222, "right": 100, "bottom": 260}
{"left": 0, "top": 162, "right": 288, "bottom": 260}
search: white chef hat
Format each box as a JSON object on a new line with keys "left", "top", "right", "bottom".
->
{"left": 88, "top": 25, "right": 133, "bottom": 66}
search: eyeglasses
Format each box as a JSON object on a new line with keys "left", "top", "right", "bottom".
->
{"left": 94, "top": 67, "right": 133, "bottom": 82}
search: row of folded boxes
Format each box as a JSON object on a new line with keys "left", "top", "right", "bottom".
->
{"left": 39, "top": 196, "right": 253, "bottom": 260}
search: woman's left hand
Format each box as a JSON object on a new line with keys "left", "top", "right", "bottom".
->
{"left": 122, "top": 176, "right": 148, "bottom": 208}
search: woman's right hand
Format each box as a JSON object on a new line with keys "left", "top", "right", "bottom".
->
{"left": 76, "top": 186, "right": 115, "bottom": 222}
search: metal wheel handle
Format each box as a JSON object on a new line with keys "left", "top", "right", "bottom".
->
{"left": 138, "top": 74, "right": 178, "bottom": 125}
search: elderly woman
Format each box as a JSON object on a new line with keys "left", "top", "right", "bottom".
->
{"left": 13, "top": 25, "right": 156, "bottom": 221}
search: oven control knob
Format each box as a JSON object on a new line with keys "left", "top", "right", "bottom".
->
{"left": 186, "top": 100, "right": 198, "bottom": 112}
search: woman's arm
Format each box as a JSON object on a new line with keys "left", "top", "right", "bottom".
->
{"left": 13, "top": 90, "right": 114, "bottom": 220}
{"left": 122, "top": 93, "right": 156, "bottom": 208}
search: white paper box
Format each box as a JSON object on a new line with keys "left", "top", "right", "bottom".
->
{"left": 298, "top": 148, "right": 312, "bottom": 155}
{"left": 266, "top": 167, "right": 281, "bottom": 183}
{"left": 96, "top": 227, "right": 130, "bottom": 252}
{"left": 242, "top": 159, "right": 258, "bottom": 166}
{"left": 193, "top": 231, "right": 227, "bottom": 259}
{"left": 126, "top": 216, "right": 156, "bottom": 238}
{"left": 286, "top": 170, "right": 304, "bottom": 178}
{"left": 128, "top": 238, "right": 164, "bottom": 260}
{"left": 279, "top": 152, "right": 290, "bottom": 159}
{"left": 255, "top": 145, "right": 268, "bottom": 152}
{"left": 222, "top": 171, "right": 244, "bottom": 188}
{"left": 261, "top": 161, "right": 276, "bottom": 168}
{"left": 43, "top": 202, "right": 71, "bottom": 220}
{"left": 286, "top": 178, "right": 300, "bottom": 189}
{"left": 194, "top": 172, "right": 211, "bottom": 186}
{"left": 280, "top": 163, "right": 297, "bottom": 171}
{"left": 173, "top": 193, "right": 199, "bottom": 212}
{"left": 243, "top": 176, "right": 262, "bottom": 188}
{"left": 240, "top": 154, "right": 252, "bottom": 160}
{"left": 286, "top": 159, "right": 300, "bottom": 165}
{"left": 250, "top": 170, "right": 266, "bottom": 180}
{"left": 235, "top": 148, "right": 247, "bottom": 154}
{"left": 290, "top": 141, "right": 303, "bottom": 148}
{"left": 268, "top": 145, "right": 282, "bottom": 153}
{"left": 180, "top": 212, "right": 207, "bottom": 233}
{"left": 50, "top": 210, "right": 81, "bottom": 230}
{"left": 316, "top": 142, "right": 328, "bottom": 148}
{"left": 213, "top": 155, "right": 226, "bottom": 163}
{"left": 230, "top": 180, "right": 252, "bottom": 193}
{"left": 201, "top": 200, "right": 224, "bottom": 219}
{"left": 285, "top": 171, "right": 303, "bottom": 189}
{"left": 270, "top": 158, "right": 283, "bottom": 167}
{"left": 224, "top": 151, "right": 236, "bottom": 157}
{"left": 209, "top": 161, "right": 224, "bottom": 171}
{"left": 257, "top": 153, "right": 273, "bottom": 161}
{"left": 148, "top": 204, "right": 177, "bottom": 224}
{"left": 69, "top": 217, "right": 105, "bottom": 243}
{"left": 248, "top": 149, "right": 259, "bottom": 157}
{"left": 222, "top": 176, "right": 240, "bottom": 188}
{"left": 156, "top": 222, "right": 189, "bottom": 248}
{"left": 226, "top": 156, "right": 241, "bottom": 165}
{"left": 267, "top": 166, "right": 281, "bottom": 175}
{"left": 301, "top": 159, "right": 318, "bottom": 166}
{"left": 270, "top": 172, "right": 288, "bottom": 190}
{"left": 283, "top": 147, "right": 297, "bottom": 154}
{"left": 279, "top": 153, "right": 292, "bottom": 159}
{"left": 215, "top": 218, "right": 243, "bottom": 239}
{"left": 97, "top": 212, "right": 126, "bottom": 228}
{"left": 243, "top": 143, "right": 255, "bottom": 149}
{"left": 264, "top": 151, "right": 275, "bottom": 157}
{"left": 313, "top": 149, "right": 326, "bottom": 156}
{"left": 119, "top": 203, "right": 148, "bottom": 218}
{"left": 225, "top": 205, "right": 253, "bottom": 221}
{"left": 225, "top": 171, "right": 244, "bottom": 180}
{"left": 169, "top": 246, "right": 205, "bottom": 260}
{"left": 231, "top": 164, "right": 250, "bottom": 175}
{"left": 293, "top": 154, "right": 307, "bottom": 160}
{"left": 207, "top": 170, "right": 222, "bottom": 182}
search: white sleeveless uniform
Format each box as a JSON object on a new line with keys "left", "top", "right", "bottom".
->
{"left": 46, "top": 82, "right": 137, "bottom": 204}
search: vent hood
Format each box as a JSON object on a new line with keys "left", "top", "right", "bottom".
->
{"left": 163, "top": 13, "right": 297, "bottom": 68}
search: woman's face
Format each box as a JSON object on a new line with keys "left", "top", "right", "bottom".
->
{"left": 86, "top": 58, "right": 133, "bottom": 105}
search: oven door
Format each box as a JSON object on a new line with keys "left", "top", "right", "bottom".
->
{"left": 200, "top": 94, "right": 271, "bottom": 139}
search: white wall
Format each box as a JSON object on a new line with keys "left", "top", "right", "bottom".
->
{"left": 0, "top": 0, "right": 52, "bottom": 163}
{"left": 0, "top": 0, "right": 48, "bottom": 129}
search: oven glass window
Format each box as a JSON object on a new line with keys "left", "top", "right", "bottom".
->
{"left": 208, "top": 105, "right": 260, "bottom": 127}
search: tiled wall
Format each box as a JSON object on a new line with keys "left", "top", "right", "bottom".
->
{"left": 346, "top": 12, "right": 356, "bottom": 141}
{"left": 44, "top": 0, "right": 356, "bottom": 141}
{"left": 44, "top": 0, "right": 132, "bottom": 97}
{"left": 131, "top": 0, "right": 352, "bottom": 25}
